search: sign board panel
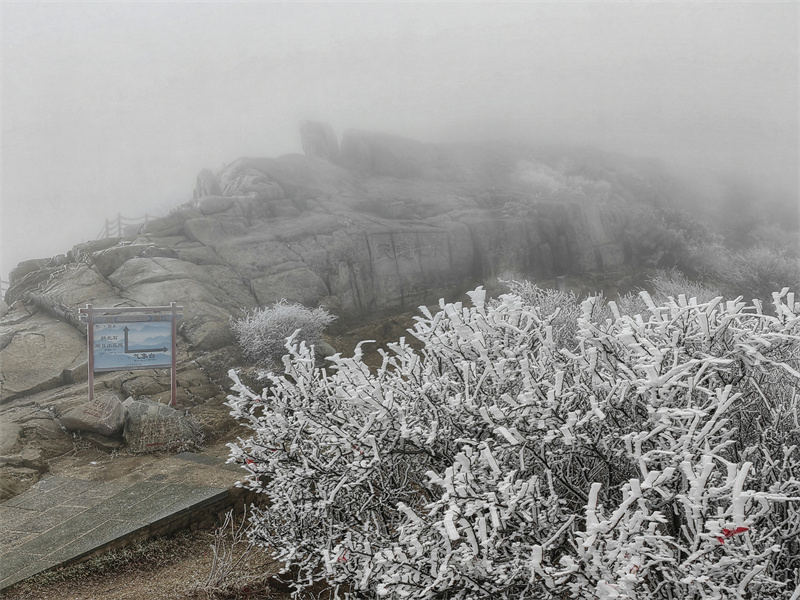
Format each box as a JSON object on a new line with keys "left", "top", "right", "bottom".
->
{"left": 79, "top": 303, "right": 183, "bottom": 405}
{"left": 92, "top": 314, "right": 176, "bottom": 372}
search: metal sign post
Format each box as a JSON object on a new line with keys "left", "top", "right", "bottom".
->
{"left": 79, "top": 303, "right": 183, "bottom": 406}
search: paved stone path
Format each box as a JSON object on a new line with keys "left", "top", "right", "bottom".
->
{"left": 0, "top": 452, "right": 245, "bottom": 592}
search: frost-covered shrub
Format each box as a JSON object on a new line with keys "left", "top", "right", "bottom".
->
{"left": 498, "top": 277, "right": 582, "bottom": 350}
{"left": 711, "top": 245, "right": 800, "bottom": 304}
{"left": 498, "top": 277, "right": 652, "bottom": 351}
{"left": 230, "top": 300, "right": 336, "bottom": 368}
{"left": 649, "top": 268, "right": 721, "bottom": 304}
{"left": 227, "top": 287, "right": 800, "bottom": 599}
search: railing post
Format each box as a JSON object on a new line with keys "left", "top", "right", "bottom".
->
{"left": 170, "top": 302, "right": 178, "bottom": 407}
{"left": 85, "top": 304, "right": 95, "bottom": 402}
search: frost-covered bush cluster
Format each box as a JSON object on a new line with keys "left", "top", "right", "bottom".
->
{"left": 227, "top": 284, "right": 800, "bottom": 599}
{"left": 711, "top": 245, "right": 800, "bottom": 305}
{"left": 230, "top": 300, "right": 336, "bottom": 368}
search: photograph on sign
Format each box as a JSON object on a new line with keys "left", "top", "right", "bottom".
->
{"left": 93, "top": 319, "right": 173, "bottom": 372}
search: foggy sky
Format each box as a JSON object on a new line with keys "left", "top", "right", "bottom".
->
{"left": 2, "top": 2, "right": 797, "bottom": 282}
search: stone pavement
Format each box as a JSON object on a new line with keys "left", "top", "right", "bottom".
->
{"left": 0, "top": 451, "right": 247, "bottom": 593}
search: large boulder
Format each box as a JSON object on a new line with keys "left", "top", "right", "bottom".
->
{"left": 219, "top": 154, "right": 352, "bottom": 201}
{"left": 138, "top": 207, "right": 202, "bottom": 237}
{"left": 123, "top": 398, "right": 197, "bottom": 453}
{"left": 92, "top": 244, "right": 179, "bottom": 277}
{"left": 299, "top": 120, "right": 341, "bottom": 163}
{"left": 58, "top": 392, "right": 126, "bottom": 436}
{"left": 18, "top": 413, "right": 74, "bottom": 461}
{"left": 184, "top": 217, "right": 249, "bottom": 247}
{"left": 21, "top": 263, "right": 129, "bottom": 329}
{"left": 220, "top": 167, "right": 285, "bottom": 201}
{"left": 0, "top": 421, "right": 21, "bottom": 455}
{"left": 194, "top": 167, "right": 223, "bottom": 198}
{"left": 9, "top": 258, "right": 51, "bottom": 285}
{"left": 0, "top": 311, "right": 86, "bottom": 402}
{"left": 195, "top": 195, "right": 236, "bottom": 216}
{"left": 70, "top": 237, "right": 120, "bottom": 260}
{"left": 250, "top": 266, "right": 330, "bottom": 308}
{"left": 106, "top": 256, "right": 256, "bottom": 351}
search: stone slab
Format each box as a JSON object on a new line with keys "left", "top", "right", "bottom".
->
{"left": 0, "top": 506, "right": 37, "bottom": 532}
{"left": 0, "top": 467, "right": 235, "bottom": 592}
{"left": 61, "top": 481, "right": 131, "bottom": 507}
{"left": 45, "top": 518, "right": 150, "bottom": 564}
{"left": 0, "top": 552, "right": 50, "bottom": 587}
{"left": 146, "top": 486, "right": 228, "bottom": 524}
{"left": 0, "top": 531, "right": 35, "bottom": 555}
{"left": 3, "top": 478, "right": 97, "bottom": 512}
{"left": 12, "top": 505, "right": 89, "bottom": 533}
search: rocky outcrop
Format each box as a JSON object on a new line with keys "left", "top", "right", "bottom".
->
{"left": 0, "top": 131, "right": 657, "bottom": 388}
{"left": 0, "top": 402, "right": 74, "bottom": 502}
{"left": 0, "top": 305, "right": 87, "bottom": 400}
{"left": 194, "top": 168, "right": 223, "bottom": 199}
{"left": 0, "top": 128, "right": 685, "bottom": 497}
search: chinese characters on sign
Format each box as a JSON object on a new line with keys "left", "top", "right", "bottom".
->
{"left": 79, "top": 303, "right": 182, "bottom": 405}
{"left": 92, "top": 314, "right": 174, "bottom": 372}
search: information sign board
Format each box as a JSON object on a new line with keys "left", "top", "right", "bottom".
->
{"left": 79, "top": 303, "right": 182, "bottom": 405}
{"left": 92, "top": 314, "right": 176, "bottom": 372}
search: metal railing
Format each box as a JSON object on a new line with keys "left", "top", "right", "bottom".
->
{"left": 96, "top": 213, "right": 153, "bottom": 239}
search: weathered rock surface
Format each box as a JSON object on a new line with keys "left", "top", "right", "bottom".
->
{"left": 19, "top": 415, "right": 74, "bottom": 459}
{"left": 58, "top": 392, "right": 126, "bottom": 436}
{"left": 194, "top": 167, "right": 223, "bottom": 199}
{"left": 0, "top": 129, "right": 666, "bottom": 410}
{"left": 0, "top": 127, "right": 690, "bottom": 499}
{"left": 0, "top": 421, "right": 22, "bottom": 455}
{"left": 0, "top": 308, "right": 86, "bottom": 402}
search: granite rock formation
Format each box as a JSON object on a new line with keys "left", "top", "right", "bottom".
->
{"left": 0, "top": 126, "right": 683, "bottom": 495}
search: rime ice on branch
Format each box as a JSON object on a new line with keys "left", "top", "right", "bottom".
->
{"left": 227, "top": 285, "right": 800, "bottom": 600}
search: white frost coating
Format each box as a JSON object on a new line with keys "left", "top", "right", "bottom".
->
{"left": 225, "top": 284, "right": 800, "bottom": 599}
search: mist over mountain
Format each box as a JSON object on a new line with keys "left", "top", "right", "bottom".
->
{"left": 2, "top": 3, "right": 797, "bottom": 283}
{"left": 5, "top": 123, "right": 769, "bottom": 409}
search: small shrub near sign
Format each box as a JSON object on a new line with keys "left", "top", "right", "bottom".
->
{"left": 228, "top": 285, "right": 800, "bottom": 599}
{"left": 123, "top": 399, "right": 199, "bottom": 453}
{"left": 231, "top": 300, "right": 336, "bottom": 369}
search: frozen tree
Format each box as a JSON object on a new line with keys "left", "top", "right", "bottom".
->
{"left": 227, "top": 284, "right": 800, "bottom": 599}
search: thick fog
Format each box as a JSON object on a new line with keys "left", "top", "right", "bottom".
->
{"left": 2, "top": 2, "right": 797, "bottom": 282}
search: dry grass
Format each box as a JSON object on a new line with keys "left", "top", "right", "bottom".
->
{"left": 3, "top": 524, "right": 285, "bottom": 600}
